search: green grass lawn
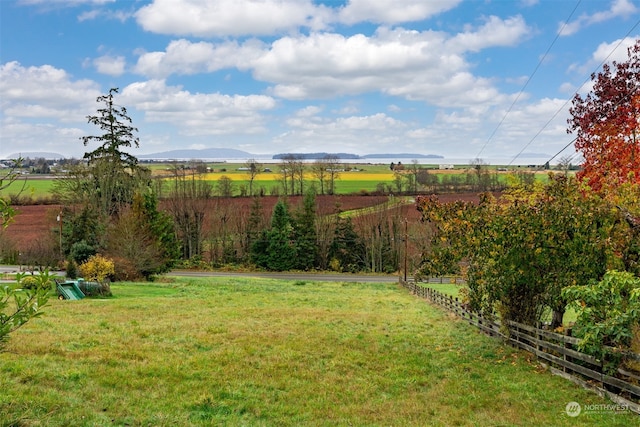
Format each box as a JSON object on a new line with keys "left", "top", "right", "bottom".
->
{"left": 1, "top": 277, "right": 631, "bottom": 426}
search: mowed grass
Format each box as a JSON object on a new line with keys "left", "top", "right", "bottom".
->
{"left": 1, "top": 277, "right": 632, "bottom": 426}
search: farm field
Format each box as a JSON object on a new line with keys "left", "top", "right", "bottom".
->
{"left": 0, "top": 276, "right": 631, "bottom": 426}
{"left": 0, "top": 193, "right": 482, "bottom": 255}
{"left": 1, "top": 162, "right": 551, "bottom": 199}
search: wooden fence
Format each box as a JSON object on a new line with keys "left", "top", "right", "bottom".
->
{"left": 400, "top": 279, "right": 640, "bottom": 414}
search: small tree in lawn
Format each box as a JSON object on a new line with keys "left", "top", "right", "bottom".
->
{"left": 1, "top": 272, "right": 51, "bottom": 351}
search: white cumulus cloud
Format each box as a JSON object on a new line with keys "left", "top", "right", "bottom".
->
{"left": 121, "top": 79, "right": 277, "bottom": 136}
{"left": 559, "top": 0, "right": 637, "bottom": 36}
{"left": 135, "top": 0, "right": 327, "bottom": 37}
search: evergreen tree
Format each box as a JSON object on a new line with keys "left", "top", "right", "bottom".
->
{"left": 81, "top": 88, "right": 150, "bottom": 216}
{"left": 329, "top": 217, "right": 366, "bottom": 272}
{"left": 136, "top": 191, "right": 181, "bottom": 274}
{"left": 265, "top": 201, "right": 296, "bottom": 271}
{"left": 293, "top": 189, "right": 318, "bottom": 270}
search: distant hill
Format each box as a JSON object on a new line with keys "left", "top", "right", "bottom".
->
{"left": 4, "top": 152, "right": 66, "bottom": 160}
{"left": 272, "top": 152, "right": 444, "bottom": 160}
{"left": 272, "top": 152, "right": 360, "bottom": 159}
{"left": 139, "top": 148, "right": 256, "bottom": 160}
{"left": 361, "top": 153, "right": 443, "bottom": 159}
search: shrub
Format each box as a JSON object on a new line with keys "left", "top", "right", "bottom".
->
{"left": 563, "top": 270, "right": 640, "bottom": 374}
{"left": 110, "top": 256, "right": 142, "bottom": 282}
{"left": 18, "top": 276, "right": 40, "bottom": 290}
{"left": 17, "top": 271, "right": 54, "bottom": 291}
{"left": 79, "top": 255, "right": 115, "bottom": 282}
{"left": 2, "top": 271, "right": 53, "bottom": 351}
{"left": 1, "top": 285, "right": 49, "bottom": 351}
{"left": 65, "top": 258, "right": 78, "bottom": 280}
{"left": 70, "top": 240, "right": 97, "bottom": 264}
{"left": 77, "top": 279, "right": 112, "bottom": 297}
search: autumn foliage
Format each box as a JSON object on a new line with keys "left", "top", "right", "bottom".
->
{"left": 416, "top": 174, "right": 637, "bottom": 327}
{"left": 568, "top": 39, "right": 640, "bottom": 193}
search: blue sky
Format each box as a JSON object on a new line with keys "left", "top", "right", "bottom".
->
{"left": 1, "top": 0, "right": 639, "bottom": 163}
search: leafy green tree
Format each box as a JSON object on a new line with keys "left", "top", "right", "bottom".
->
{"left": 607, "top": 182, "right": 640, "bottom": 276}
{"left": 417, "top": 175, "right": 613, "bottom": 327}
{"left": 105, "top": 192, "right": 180, "bottom": 279}
{"left": 563, "top": 270, "right": 640, "bottom": 373}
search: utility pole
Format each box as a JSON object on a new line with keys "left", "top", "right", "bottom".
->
{"left": 57, "top": 211, "right": 62, "bottom": 258}
{"left": 404, "top": 218, "right": 408, "bottom": 282}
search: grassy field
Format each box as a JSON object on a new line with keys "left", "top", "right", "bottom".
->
{"left": 1, "top": 276, "right": 632, "bottom": 426}
{"left": 1, "top": 162, "right": 552, "bottom": 198}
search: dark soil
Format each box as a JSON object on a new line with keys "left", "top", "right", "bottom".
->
{"left": 2, "top": 193, "right": 483, "bottom": 253}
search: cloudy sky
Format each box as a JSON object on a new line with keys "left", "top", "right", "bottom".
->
{"left": 1, "top": 0, "right": 639, "bottom": 163}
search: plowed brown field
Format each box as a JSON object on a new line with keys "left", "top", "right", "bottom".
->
{"left": 2, "top": 193, "right": 482, "bottom": 253}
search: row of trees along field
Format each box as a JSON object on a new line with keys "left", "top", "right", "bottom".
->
{"left": 0, "top": 90, "right": 416, "bottom": 277}
{"left": 417, "top": 41, "right": 640, "bottom": 374}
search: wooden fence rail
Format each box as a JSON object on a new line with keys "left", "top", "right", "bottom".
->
{"left": 400, "top": 279, "right": 640, "bottom": 414}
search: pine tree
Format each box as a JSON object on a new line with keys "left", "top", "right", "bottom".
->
{"left": 81, "top": 88, "right": 150, "bottom": 216}
{"left": 329, "top": 217, "right": 366, "bottom": 272}
{"left": 293, "top": 189, "right": 318, "bottom": 270}
{"left": 265, "top": 201, "right": 296, "bottom": 271}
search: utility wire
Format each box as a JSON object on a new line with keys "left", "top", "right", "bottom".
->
{"left": 536, "top": 19, "right": 640, "bottom": 168}
{"left": 475, "top": 0, "right": 582, "bottom": 160}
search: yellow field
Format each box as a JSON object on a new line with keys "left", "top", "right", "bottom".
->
{"left": 200, "top": 170, "right": 395, "bottom": 182}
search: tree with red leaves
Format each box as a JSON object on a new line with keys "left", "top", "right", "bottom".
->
{"left": 568, "top": 40, "right": 640, "bottom": 193}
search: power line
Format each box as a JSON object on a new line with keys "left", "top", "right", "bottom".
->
{"left": 535, "top": 20, "right": 640, "bottom": 168}
{"left": 475, "top": 0, "right": 582, "bottom": 160}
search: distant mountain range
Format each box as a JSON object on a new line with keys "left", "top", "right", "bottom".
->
{"left": 272, "top": 152, "right": 444, "bottom": 160}
{"left": 2, "top": 148, "right": 444, "bottom": 161}
{"left": 361, "top": 153, "right": 444, "bottom": 159}
{"left": 138, "top": 147, "right": 256, "bottom": 160}
{"left": 3, "top": 148, "right": 551, "bottom": 162}
{"left": 5, "top": 152, "right": 69, "bottom": 160}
